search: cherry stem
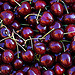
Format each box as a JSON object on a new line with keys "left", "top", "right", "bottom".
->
{"left": 33, "top": 30, "right": 39, "bottom": 32}
{"left": 41, "top": 28, "right": 55, "bottom": 39}
{"left": 16, "top": 42, "right": 19, "bottom": 58}
{"left": 36, "top": 9, "right": 41, "bottom": 24}
{"left": 14, "top": 0, "right": 21, "bottom": 6}
{"left": 57, "top": 0, "right": 59, "bottom": 2}
{"left": 43, "top": 66, "right": 47, "bottom": 70}
{"left": 60, "top": 0, "right": 69, "bottom": 14}
{"left": 0, "top": 47, "right": 5, "bottom": 51}
{"left": 0, "top": 18, "right": 3, "bottom": 24}
{"left": 74, "top": 36, "right": 75, "bottom": 41}
{"left": 21, "top": 24, "right": 29, "bottom": 26}
{"left": 64, "top": 31, "right": 75, "bottom": 35}
{"left": 60, "top": 40, "right": 70, "bottom": 42}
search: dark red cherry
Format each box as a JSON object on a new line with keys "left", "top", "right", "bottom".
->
{"left": 22, "top": 66, "right": 30, "bottom": 74}
{"left": 40, "top": 11, "right": 54, "bottom": 26}
{"left": 9, "top": 0, "right": 21, "bottom": 6}
{"left": 72, "top": 3, "right": 75, "bottom": 11}
{"left": 21, "top": 49, "right": 34, "bottom": 62}
{"left": 13, "top": 58, "right": 23, "bottom": 69}
{"left": 36, "top": 24, "right": 47, "bottom": 34}
{"left": 32, "top": 0, "right": 42, "bottom": 4}
{"left": 49, "top": 0, "right": 57, "bottom": 5}
{"left": 2, "top": 2, "right": 13, "bottom": 11}
{"left": 0, "top": 27, "right": 11, "bottom": 38}
{"left": 49, "top": 41, "right": 63, "bottom": 54}
{"left": 17, "top": 2, "right": 31, "bottom": 16}
{"left": 21, "top": 27, "right": 34, "bottom": 39}
{"left": 27, "top": 67, "right": 41, "bottom": 75}
{"left": 43, "top": 69, "right": 55, "bottom": 75}
{"left": 33, "top": 42, "right": 46, "bottom": 54}
{"left": 40, "top": 54, "right": 54, "bottom": 67}
{"left": 0, "top": 10, "right": 14, "bottom": 25}
{"left": 63, "top": 13, "right": 75, "bottom": 24}
{"left": 51, "top": 2, "right": 64, "bottom": 16}
{"left": 2, "top": 49, "right": 14, "bottom": 63}
{"left": 11, "top": 20, "right": 21, "bottom": 30}
{"left": 49, "top": 21, "right": 62, "bottom": 30}
{"left": 0, "top": 64, "right": 12, "bottom": 75}
{"left": 65, "top": 24, "right": 75, "bottom": 39}
{"left": 34, "top": 1, "right": 46, "bottom": 10}
{"left": 67, "top": 66, "right": 75, "bottom": 75}
{"left": 4, "top": 38, "right": 16, "bottom": 50}
{"left": 55, "top": 63, "right": 65, "bottom": 75}
{"left": 59, "top": 53, "right": 72, "bottom": 68}
{"left": 51, "top": 28, "right": 64, "bottom": 40}
{"left": 15, "top": 70, "right": 24, "bottom": 75}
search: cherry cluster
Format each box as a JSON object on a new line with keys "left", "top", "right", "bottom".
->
{"left": 0, "top": 0, "right": 75, "bottom": 75}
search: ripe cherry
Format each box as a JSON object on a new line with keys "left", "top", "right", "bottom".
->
{"left": 49, "top": 41, "right": 63, "bottom": 54}
{"left": 40, "top": 54, "right": 54, "bottom": 67}
{"left": 33, "top": 42, "right": 46, "bottom": 54}
{"left": 2, "top": 49, "right": 14, "bottom": 63}
{"left": 15, "top": 70, "right": 24, "bottom": 75}
{"left": 4, "top": 38, "right": 16, "bottom": 50}
{"left": 21, "top": 27, "right": 34, "bottom": 39}
{"left": 40, "top": 11, "right": 54, "bottom": 26}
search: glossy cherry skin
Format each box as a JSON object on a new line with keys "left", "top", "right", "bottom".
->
{"left": 51, "top": 2, "right": 64, "bottom": 16}
{"left": 55, "top": 63, "right": 65, "bottom": 75}
{"left": 15, "top": 70, "right": 24, "bottom": 75}
{"left": 63, "top": 13, "right": 75, "bottom": 24}
{"left": 40, "top": 54, "right": 54, "bottom": 67}
{"left": 49, "top": 41, "right": 63, "bottom": 54}
{"left": 65, "top": 24, "right": 75, "bottom": 39}
{"left": 27, "top": 67, "right": 41, "bottom": 75}
{"left": 40, "top": 11, "right": 54, "bottom": 26}
{"left": 0, "top": 64, "right": 12, "bottom": 75}
{"left": 22, "top": 66, "right": 30, "bottom": 74}
{"left": 33, "top": 42, "right": 46, "bottom": 54}
{"left": 49, "top": 0, "right": 57, "bottom": 5}
{"left": 49, "top": 21, "right": 62, "bottom": 30}
{"left": 9, "top": 0, "right": 21, "bottom": 6}
{"left": 17, "top": 2, "right": 31, "bottom": 16}
{"left": 21, "top": 27, "right": 34, "bottom": 39}
{"left": 13, "top": 58, "right": 23, "bottom": 69}
{"left": 67, "top": 66, "right": 75, "bottom": 75}
{"left": 59, "top": 53, "right": 72, "bottom": 68}
{"left": 11, "top": 20, "right": 21, "bottom": 30}
{"left": 2, "top": 2, "right": 13, "bottom": 11}
{"left": 34, "top": 1, "right": 46, "bottom": 10}
{"left": 36, "top": 24, "right": 47, "bottom": 34}
{"left": 0, "top": 27, "right": 11, "bottom": 38}
{"left": 2, "top": 50, "right": 14, "bottom": 63}
{"left": 51, "top": 28, "right": 64, "bottom": 40}
{"left": 32, "top": 0, "right": 42, "bottom": 4}
{"left": 21, "top": 49, "right": 34, "bottom": 62}
{"left": 43, "top": 69, "right": 55, "bottom": 75}
{"left": 0, "top": 10, "right": 14, "bottom": 25}
{"left": 4, "top": 38, "right": 16, "bottom": 50}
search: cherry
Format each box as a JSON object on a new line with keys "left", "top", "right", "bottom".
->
{"left": 49, "top": 21, "right": 62, "bottom": 30}
{"left": 54, "top": 63, "right": 65, "bottom": 75}
{"left": 0, "top": 10, "right": 14, "bottom": 25}
{"left": 49, "top": 0, "right": 57, "bottom": 5}
{"left": 63, "top": 13, "right": 75, "bottom": 24}
{"left": 51, "top": 28, "right": 64, "bottom": 40}
{"left": 9, "top": 0, "right": 21, "bottom": 6}
{"left": 17, "top": 2, "right": 31, "bottom": 16}
{"left": 40, "top": 11, "right": 54, "bottom": 26}
{"left": 42, "top": 69, "right": 55, "bottom": 75}
{"left": 4, "top": 38, "right": 16, "bottom": 50}
{"left": 32, "top": 0, "right": 42, "bottom": 4}
{"left": 65, "top": 24, "right": 75, "bottom": 39}
{"left": 33, "top": 42, "right": 46, "bottom": 54}
{"left": 40, "top": 54, "right": 54, "bottom": 67}
{"left": 51, "top": 2, "right": 64, "bottom": 16}
{"left": 2, "top": 49, "right": 14, "bottom": 63}
{"left": 13, "top": 58, "right": 23, "bottom": 69}
{"left": 49, "top": 41, "right": 63, "bottom": 54}
{"left": 21, "top": 49, "right": 34, "bottom": 62}
{"left": 67, "top": 66, "right": 75, "bottom": 75}
{"left": 2, "top": 2, "right": 13, "bottom": 11}
{"left": 11, "top": 20, "right": 21, "bottom": 30}
{"left": 34, "top": 1, "right": 46, "bottom": 10}
{"left": 59, "top": 52, "right": 72, "bottom": 68}
{"left": 36, "top": 24, "right": 47, "bottom": 34}
{"left": 27, "top": 67, "right": 41, "bottom": 75}
{"left": 0, "top": 64, "right": 12, "bottom": 75}
{"left": 15, "top": 70, "right": 24, "bottom": 75}
{"left": 21, "top": 27, "right": 34, "bottom": 39}
{"left": 0, "top": 27, "right": 11, "bottom": 38}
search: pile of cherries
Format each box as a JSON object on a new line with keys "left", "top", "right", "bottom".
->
{"left": 0, "top": 0, "right": 75, "bottom": 75}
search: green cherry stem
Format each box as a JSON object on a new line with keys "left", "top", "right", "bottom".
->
{"left": 64, "top": 31, "right": 75, "bottom": 35}
{"left": 0, "top": 47, "right": 5, "bottom": 51}
{"left": 14, "top": 0, "right": 21, "bottom": 6}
